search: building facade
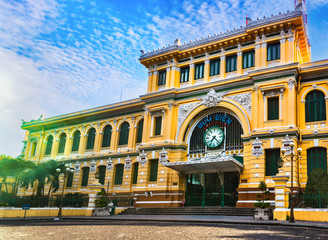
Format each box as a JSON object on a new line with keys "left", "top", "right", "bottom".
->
{"left": 20, "top": 2, "right": 328, "bottom": 209}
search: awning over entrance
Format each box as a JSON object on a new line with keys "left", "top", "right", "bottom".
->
{"left": 163, "top": 155, "right": 243, "bottom": 174}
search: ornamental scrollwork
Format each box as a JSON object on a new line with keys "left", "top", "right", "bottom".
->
{"left": 227, "top": 92, "right": 252, "bottom": 118}
{"left": 198, "top": 88, "right": 228, "bottom": 108}
{"left": 90, "top": 159, "right": 97, "bottom": 173}
{"left": 159, "top": 148, "right": 168, "bottom": 165}
{"left": 124, "top": 155, "right": 132, "bottom": 170}
{"left": 74, "top": 161, "right": 80, "bottom": 174}
{"left": 139, "top": 150, "right": 148, "bottom": 167}
{"left": 287, "top": 79, "right": 297, "bottom": 90}
{"left": 106, "top": 158, "right": 113, "bottom": 172}
{"left": 251, "top": 137, "right": 264, "bottom": 158}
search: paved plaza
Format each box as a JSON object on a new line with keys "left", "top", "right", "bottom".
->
{"left": 1, "top": 219, "right": 328, "bottom": 240}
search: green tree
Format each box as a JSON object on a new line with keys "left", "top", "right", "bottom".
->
{"left": 254, "top": 181, "right": 271, "bottom": 208}
{"left": 305, "top": 168, "right": 328, "bottom": 195}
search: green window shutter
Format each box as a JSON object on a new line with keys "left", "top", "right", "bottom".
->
{"left": 194, "top": 63, "right": 204, "bottom": 80}
{"left": 158, "top": 70, "right": 166, "bottom": 86}
{"left": 226, "top": 55, "right": 237, "bottom": 72}
{"left": 307, "top": 147, "right": 327, "bottom": 176}
{"left": 243, "top": 50, "right": 255, "bottom": 69}
{"left": 154, "top": 116, "right": 162, "bottom": 136}
{"left": 180, "top": 67, "right": 189, "bottom": 83}
{"left": 98, "top": 166, "right": 106, "bottom": 185}
{"left": 45, "top": 136, "right": 53, "bottom": 155}
{"left": 114, "top": 164, "right": 124, "bottom": 185}
{"left": 81, "top": 167, "right": 89, "bottom": 186}
{"left": 102, "top": 125, "right": 112, "bottom": 148}
{"left": 305, "top": 91, "right": 326, "bottom": 122}
{"left": 31, "top": 142, "right": 37, "bottom": 156}
{"left": 265, "top": 149, "right": 280, "bottom": 176}
{"left": 267, "top": 97, "right": 279, "bottom": 120}
{"left": 136, "top": 120, "right": 143, "bottom": 143}
{"left": 267, "top": 43, "right": 280, "bottom": 61}
{"left": 132, "top": 162, "right": 139, "bottom": 184}
{"left": 71, "top": 131, "right": 80, "bottom": 152}
{"left": 119, "top": 122, "right": 130, "bottom": 145}
{"left": 66, "top": 172, "right": 74, "bottom": 187}
{"left": 210, "top": 59, "right": 220, "bottom": 76}
{"left": 86, "top": 128, "right": 96, "bottom": 150}
{"left": 58, "top": 133, "right": 66, "bottom": 154}
{"left": 149, "top": 160, "right": 158, "bottom": 182}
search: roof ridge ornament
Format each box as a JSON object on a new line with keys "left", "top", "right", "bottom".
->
{"left": 199, "top": 88, "right": 228, "bottom": 108}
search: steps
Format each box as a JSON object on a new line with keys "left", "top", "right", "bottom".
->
{"left": 119, "top": 207, "right": 254, "bottom": 217}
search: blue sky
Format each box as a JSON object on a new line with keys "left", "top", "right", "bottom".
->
{"left": 1, "top": 0, "right": 328, "bottom": 157}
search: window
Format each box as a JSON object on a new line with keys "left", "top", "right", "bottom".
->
{"left": 86, "top": 128, "right": 96, "bottom": 150}
{"left": 180, "top": 67, "right": 189, "bottom": 83}
{"left": 119, "top": 122, "right": 129, "bottom": 145}
{"left": 267, "top": 97, "right": 279, "bottom": 120}
{"left": 81, "top": 167, "right": 89, "bottom": 187}
{"left": 58, "top": 133, "right": 66, "bottom": 154}
{"left": 71, "top": 131, "right": 80, "bottom": 152}
{"left": 210, "top": 59, "right": 220, "bottom": 76}
{"left": 66, "top": 171, "right": 74, "bottom": 187}
{"left": 114, "top": 164, "right": 124, "bottom": 185}
{"left": 265, "top": 149, "right": 280, "bottom": 176}
{"left": 305, "top": 90, "right": 326, "bottom": 122}
{"left": 154, "top": 116, "right": 162, "bottom": 136}
{"left": 149, "top": 160, "right": 158, "bottom": 182}
{"left": 31, "top": 142, "right": 37, "bottom": 157}
{"left": 243, "top": 50, "right": 255, "bottom": 69}
{"left": 136, "top": 119, "right": 143, "bottom": 143}
{"left": 158, "top": 70, "right": 166, "bottom": 86}
{"left": 226, "top": 55, "right": 237, "bottom": 73}
{"left": 132, "top": 162, "right": 139, "bottom": 184}
{"left": 307, "top": 147, "right": 327, "bottom": 176}
{"left": 267, "top": 42, "right": 280, "bottom": 61}
{"left": 102, "top": 125, "right": 112, "bottom": 148}
{"left": 194, "top": 63, "right": 204, "bottom": 80}
{"left": 45, "top": 135, "right": 53, "bottom": 155}
{"left": 98, "top": 166, "right": 106, "bottom": 185}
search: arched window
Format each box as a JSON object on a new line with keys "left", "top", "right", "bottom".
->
{"left": 71, "top": 131, "right": 80, "bottom": 152}
{"left": 86, "top": 128, "right": 96, "bottom": 150}
{"left": 97, "top": 166, "right": 106, "bottom": 185}
{"left": 102, "top": 125, "right": 112, "bottom": 148}
{"left": 307, "top": 147, "right": 327, "bottom": 176}
{"left": 45, "top": 135, "right": 53, "bottom": 155}
{"left": 58, "top": 133, "right": 66, "bottom": 154}
{"left": 136, "top": 120, "right": 143, "bottom": 143}
{"left": 305, "top": 90, "right": 326, "bottom": 122}
{"left": 114, "top": 164, "right": 124, "bottom": 185}
{"left": 81, "top": 167, "right": 90, "bottom": 186}
{"left": 119, "top": 122, "right": 129, "bottom": 145}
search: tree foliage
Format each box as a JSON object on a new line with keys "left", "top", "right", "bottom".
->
{"left": 254, "top": 181, "right": 271, "bottom": 208}
{"left": 305, "top": 168, "right": 328, "bottom": 195}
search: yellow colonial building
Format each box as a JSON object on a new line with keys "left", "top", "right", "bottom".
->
{"left": 20, "top": 2, "right": 328, "bottom": 214}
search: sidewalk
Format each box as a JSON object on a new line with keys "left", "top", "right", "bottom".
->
{"left": 2, "top": 214, "right": 328, "bottom": 229}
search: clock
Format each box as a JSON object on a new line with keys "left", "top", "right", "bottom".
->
{"left": 204, "top": 127, "right": 224, "bottom": 148}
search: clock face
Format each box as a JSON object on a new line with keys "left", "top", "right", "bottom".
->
{"left": 204, "top": 127, "right": 224, "bottom": 148}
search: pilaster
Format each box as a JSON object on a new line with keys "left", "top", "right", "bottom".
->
{"left": 165, "top": 67, "right": 170, "bottom": 88}
{"left": 147, "top": 71, "right": 152, "bottom": 93}
{"left": 280, "top": 38, "right": 287, "bottom": 64}
{"left": 189, "top": 62, "right": 195, "bottom": 85}
{"left": 220, "top": 55, "right": 226, "bottom": 79}
{"left": 260, "top": 42, "right": 267, "bottom": 68}
{"left": 237, "top": 51, "right": 242, "bottom": 75}
{"left": 204, "top": 53, "right": 210, "bottom": 82}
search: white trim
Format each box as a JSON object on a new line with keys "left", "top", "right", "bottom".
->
{"left": 301, "top": 85, "right": 328, "bottom": 101}
{"left": 237, "top": 200, "right": 275, "bottom": 203}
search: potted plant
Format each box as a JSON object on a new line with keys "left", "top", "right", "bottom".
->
{"left": 92, "top": 188, "right": 112, "bottom": 216}
{"left": 254, "top": 181, "right": 273, "bottom": 220}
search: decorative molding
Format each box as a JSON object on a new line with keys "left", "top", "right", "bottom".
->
{"left": 253, "top": 85, "right": 259, "bottom": 93}
{"left": 280, "top": 38, "right": 286, "bottom": 44}
{"left": 251, "top": 137, "right": 264, "bottom": 158}
{"left": 281, "top": 135, "right": 294, "bottom": 156}
{"left": 90, "top": 159, "right": 97, "bottom": 173}
{"left": 199, "top": 88, "right": 228, "bottom": 108}
{"left": 74, "top": 161, "right": 80, "bottom": 174}
{"left": 227, "top": 92, "right": 252, "bottom": 118}
{"left": 159, "top": 148, "right": 168, "bottom": 165}
{"left": 287, "top": 79, "right": 297, "bottom": 90}
{"left": 106, "top": 158, "right": 113, "bottom": 172}
{"left": 177, "top": 102, "right": 199, "bottom": 134}
{"left": 124, "top": 156, "right": 132, "bottom": 170}
{"left": 261, "top": 87, "right": 285, "bottom": 101}
{"left": 139, "top": 150, "right": 148, "bottom": 167}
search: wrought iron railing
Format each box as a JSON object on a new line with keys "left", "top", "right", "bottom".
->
{"left": 290, "top": 192, "right": 328, "bottom": 208}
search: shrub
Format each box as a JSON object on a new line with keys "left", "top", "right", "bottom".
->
{"left": 254, "top": 181, "right": 270, "bottom": 208}
{"left": 305, "top": 168, "right": 328, "bottom": 195}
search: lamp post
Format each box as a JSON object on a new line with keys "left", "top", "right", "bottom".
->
{"left": 54, "top": 163, "right": 74, "bottom": 220}
{"left": 278, "top": 138, "right": 302, "bottom": 223}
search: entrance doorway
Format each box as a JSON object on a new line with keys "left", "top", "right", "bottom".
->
{"left": 185, "top": 172, "right": 239, "bottom": 207}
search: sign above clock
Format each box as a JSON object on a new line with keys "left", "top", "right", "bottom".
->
{"left": 197, "top": 114, "right": 232, "bottom": 130}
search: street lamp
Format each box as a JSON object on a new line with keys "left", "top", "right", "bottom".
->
{"left": 54, "top": 163, "right": 74, "bottom": 220}
{"left": 279, "top": 137, "right": 302, "bottom": 223}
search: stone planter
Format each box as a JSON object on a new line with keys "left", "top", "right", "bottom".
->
{"left": 254, "top": 208, "right": 273, "bottom": 220}
{"left": 92, "top": 207, "right": 111, "bottom": 216}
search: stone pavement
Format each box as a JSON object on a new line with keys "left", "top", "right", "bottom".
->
{"left": 2, "top": 214, "right": 328, "bottom": 229}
